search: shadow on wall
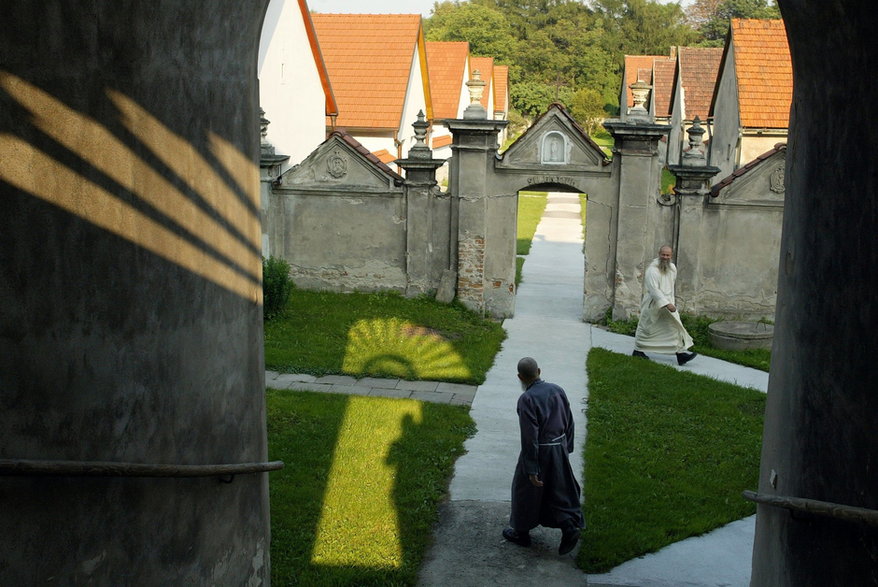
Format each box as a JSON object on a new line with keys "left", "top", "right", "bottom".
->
{"left": 0, "top": 71, "right": 263, "bottom": 304}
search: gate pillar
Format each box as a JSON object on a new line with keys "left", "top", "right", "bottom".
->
{"left": 603, "top": 117, "right": 670, "bottom": 319}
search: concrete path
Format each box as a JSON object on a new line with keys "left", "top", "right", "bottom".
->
{"left": 417, "top": 193, "right": 766, "bottom": 587}
{"left": 265, "top": 192, "right": 768, "bottom": 586}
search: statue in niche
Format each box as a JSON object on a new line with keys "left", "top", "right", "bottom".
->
{"left": 542, "top": 132, "right": 566, "bottom": 164}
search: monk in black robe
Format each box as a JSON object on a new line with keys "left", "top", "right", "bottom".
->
{"left": 503, "top": 357, "right": 584, "bottom": 555}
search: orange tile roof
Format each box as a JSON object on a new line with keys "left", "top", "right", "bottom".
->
{"left": 372, "top": 148, "right": 398, "bottom": 165}
{"left": 730, "top": 19, "right": 791, "bottom": 128}
{"left": 652, "top": 57, "right": 676, "bottom": 117}
{"left": 469, "top": 56, "right": 494, "bottom": 109}
{"left": 431, "top": 134, "right": 453, "bottom": 149}
{"left": 493, "top": 65, "right": 509, "bottom": 112}
{"left": 623, "top": 54, "right": 665, "bottom": 106}
{"left": 678, "top": 47, "right": 723, "bottom": 120}
{"left": 312, "top": 14, "right": 427, "bottom": 130}
{"left": 426, "top": 41, "right": 470, "bottom": 119}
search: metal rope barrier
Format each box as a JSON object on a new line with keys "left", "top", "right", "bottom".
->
{"left": 743, "top": 490, "right": 878, "bottom": 527}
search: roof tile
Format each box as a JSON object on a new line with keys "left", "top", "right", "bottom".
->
{"left": 313, "top": 14, "right": 423, "bottom": 129}
{"left": 426, "top": 41, "right": 469, "bottom": 119}
{"left": 678, "top": 47, "right": 723, "bottom": 120}
{"left": 731, "top": 18, "right": 792, "bottom": 128}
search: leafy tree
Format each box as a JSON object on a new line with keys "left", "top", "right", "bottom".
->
{"left": 592, "top": 0, "right": 697, "bottom": 55}
{"left": 569, "top": 87, "right": 606, "bottom": 135}
{"left": 690, "top": 0, "right": 781, "bottom": 45}
{"left": 426, "top": 2, "right": 519, "bottom": 63}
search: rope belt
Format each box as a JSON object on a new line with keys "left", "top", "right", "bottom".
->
{"left": 539, "top": 433, "right": 566, "bottom": 447}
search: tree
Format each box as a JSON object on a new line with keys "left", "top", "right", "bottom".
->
{"left": 690, "top": 0, "right": 781, "bottom": 45}
{"left": 569, "top": 87, "right": 606, "bottom": 135}
{"left": 592, "top": 0, "right": 698, "bottom": 55}
{"left": 425, "top": 2, "right": 519, "bottom": 63}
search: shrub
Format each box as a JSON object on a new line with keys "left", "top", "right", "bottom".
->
{"left": 263, "top": 256, "right": 293, "bottom": 320}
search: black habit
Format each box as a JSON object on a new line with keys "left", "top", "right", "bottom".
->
{"left": 509, "top": 378, "right": 585, "bottom": 532}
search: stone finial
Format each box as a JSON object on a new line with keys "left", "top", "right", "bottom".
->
{"left": 681, "top": 116, "right": 707, "bottom": 167}
{"left": 467, "top": 70, "right": 486, "bottom": 104}
{"left": 260, "top": 108, "right": 275, "bottom": 155}
{"left": 628, "top": 78, "right": 652, "bottom": 119}
{"left": 464, "top": 70, "right": 488, "bottom": 120}
{"left": 405, "top": 110, "right": 432, "bottom": 160}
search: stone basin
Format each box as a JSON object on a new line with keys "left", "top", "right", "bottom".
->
{"left": 708, "top": 320, "right": 774, "bottom": 351}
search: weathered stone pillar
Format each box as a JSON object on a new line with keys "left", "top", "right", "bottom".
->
{"left": 396, "top": 112, "right": 448, "bottom": 297}
{"left": 668, "top": 118, "right": 720, "bottom": 312}
{"left": 444, "top": 75, "right": 511, "bottom": 317}
{"left": 750, "top": 2, "right": 878, "bottom": 584}
{"left": 260, "top": 110, "right": 290, "bottom": 258}
{"left": 0, "top": 2, "right": 272, "bottom": 584}
{"left": 603, "top": 114, "right": 670, "bottom": 320}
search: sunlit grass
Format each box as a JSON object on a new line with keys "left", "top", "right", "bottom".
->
{"left": 311, "top": 395, "right": 421, "bottom": 568}
{"left": 264, "top": 290, "right": 505, "bottom": 384}
{"left": 517, "top": 191, "right": 548, "bottom": 256}
{"left": 268, "top": 390, "right": 475, "bottom": 585}
{"left": 580, "top": 348, "right": 764, "bottom": 573}
{"left": 342, "top": 317, "right": 472, "bottom": 381}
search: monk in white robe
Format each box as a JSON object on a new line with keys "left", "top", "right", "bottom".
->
{"left": 633, "top": 246, "right": 697, "bottom": 365}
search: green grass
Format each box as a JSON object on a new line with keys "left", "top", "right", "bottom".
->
{"left": 516, "top": 191, "right": 548, "bottom": 286}
{"left": 264, "top": 290, "right": 505, "bottom": 384}
{"left": 268, "top": 389, "right": 475, "bottom": 585}
{"left": 681, "top": 314, "right": 772, "bottom": 372}
{"left": 661, "top": 167, "right": 677, "bottom": 195}
{"left": 579, "top": 348, "right": 765, "bottom": 573}
{"left": 517, "top": 191, "right": 548, "bottom": 256}
{"left": 591, "top": 129, "right": 614, "bottom": 158}
{"left": 599, "top": 310, "right": 772, "bottom": 372}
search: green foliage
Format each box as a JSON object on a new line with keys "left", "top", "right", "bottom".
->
{"left": 263, "top": 256, "right": 293, "bottom": 321}
{"left": 569, "top": 87, "right": 607, "bottom": 135}
{"left": 661, "top": 167, "right": 677, "bottom": 195}
{"left": 268, "top": 390, "right": 475, "bottom": 585}
{"left": 264, "top": 290, "right": 505, "bottom": 384}
{"left": 510, "top": 80, "right": 570, "bottom": 118}
{"left": 580, "top": 348, "right": 765, "bottom": 572}
{"left": 426, "top": 2, "right": 519, "bottom": 63}
{"left": 692, "top": 0, "right": 781, "bottom": 44}
{"left": 592, "top": 0, "right": 698, "bottom": 55}
{"left": 599, "top": 307, "right": 639, "bottom": 336}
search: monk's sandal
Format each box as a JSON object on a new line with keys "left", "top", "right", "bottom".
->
{"left": 502, "top": 528, "right": 531, "bottom": 547}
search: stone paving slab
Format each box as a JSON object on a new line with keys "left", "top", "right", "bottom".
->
{"left": 436, "top": 382, "right": 478, "bottom": 395}
{"left": 411, "top": 390, "right": 457, "bottom": 404}
{"left": 314, "top": 374, "right": 358, "bottom": 385}
{"left": 396, "top": 380, "right": 440, "bottom": 392}
{"left": 329, "top": 384, "right": 376, "bottom": 396}
{"left": 368, "top": 388, "right": 414, "bottom": 400}
{"left": 270, "top": 373, "right": 317, "bottom": 386}
{"left": 358, "top": 377, "right": 401, "bottom": 389}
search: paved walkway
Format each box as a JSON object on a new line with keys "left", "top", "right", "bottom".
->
{"left": 266, "top": 192, "right": 769, "bottom": 586}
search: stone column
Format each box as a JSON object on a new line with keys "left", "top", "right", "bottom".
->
{"left": 260, "top": 110, "right": 290, "bottom": 258}
{"left": 667, "top": 118, "right": 721, "bottom": 312}
{"left": 603, "top": 111, "right": 670, "bottom": 319}
{"left": 0, "top": 3, "right": 271, "bottom": 584}
{"left": 443, "top": 74, "right": 511, "bottom": 317}
{"left": 751, "top": 1, "right": 878, "bottom": 584}
{"left": 397, "top": 111, "right": 448, "bottom": 297}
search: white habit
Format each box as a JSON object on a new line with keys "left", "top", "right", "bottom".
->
{"left": 634, "top": 258, "right": 694, "bottom": 353}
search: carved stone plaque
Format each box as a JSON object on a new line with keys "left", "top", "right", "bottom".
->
{"left": 769, "top": 164, "right": 785, "bottom": 193}
{"left": 327, "top": 149, "right": 348, "bottom": 179}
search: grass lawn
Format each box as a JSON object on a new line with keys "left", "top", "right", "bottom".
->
{"left": 516, "top": 191, "right": 548, "bottom": 284}
{"left": 264, "top": 291, "right": 505, "bottom": 385}
{"left": 268, "top": 389, "right": 474, "bottom": 585}
{"left": 579, "top": 348, "right": 765, "bottom": 573}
